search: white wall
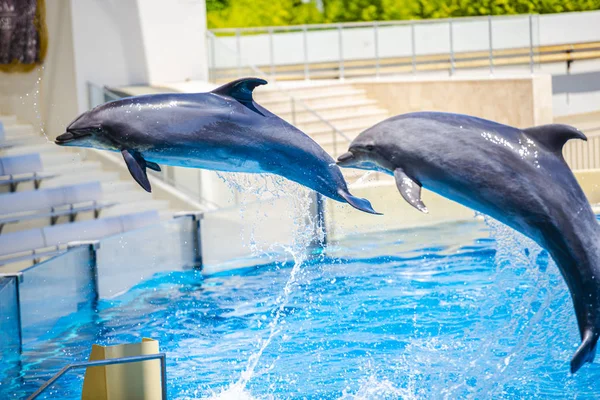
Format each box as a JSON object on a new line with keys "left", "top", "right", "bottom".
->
{"left": 137, "top": 0, "right": 208, "bottom": 85}
{"left": 1, "top": 0, "right": 209, "bottom": 127}
{"left": 0, "top": 0, "right": 78, "bottom": 138}
{"left": 69, "top": 0, "right": 154, "bottom": 114}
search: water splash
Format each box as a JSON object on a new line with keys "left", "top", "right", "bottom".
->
{"left": 339, "top": 375, "right": 415, "bottom": 400}
{"left": 18, "top": 66, "right": 51, "bottom": 143}
{"left": 212, "top": 172, "right": 322, "bottom": 396}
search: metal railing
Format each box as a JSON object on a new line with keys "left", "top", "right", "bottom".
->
{"left": 26, "top": 353, "right": 168, "bottom": 400}
{"left": 207, "top": 30, "right": 352, "bottom": 159}
{"left": 564, "top": 126, "right": 600, "bottom": 170}
{"left": 209, "top": 14, "right": 542, "bottom": 81}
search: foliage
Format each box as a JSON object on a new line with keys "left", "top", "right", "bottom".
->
{"left": 207, "top": 0, "right": 600, "bottom": 29}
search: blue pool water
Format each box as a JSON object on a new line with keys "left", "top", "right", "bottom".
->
{"left": 2, "top": 219, "right": 600, "bottom": 399}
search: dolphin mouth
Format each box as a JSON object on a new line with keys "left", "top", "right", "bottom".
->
{"left": 55, "top": 130, "right": 91, "bottom": 145}
{"left": 336, "top": 151, "right": 355, "bottom": 167}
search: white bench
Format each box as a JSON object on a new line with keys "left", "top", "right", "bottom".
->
{"left": 0, "top": 210, "right": 160, "bottom": 265}
{"left": 0, "top": 181, "right": 116, "bottom": 232}
{"left": 0, "top": 153, "right": 56, "bottom": 192}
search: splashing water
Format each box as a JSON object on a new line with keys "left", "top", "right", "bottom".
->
{"left": 18, "top": 66, "right": 51, "bottom": 143}
{"left": 350, "top": 171, "right": 375, "bottom": 187}
{"left": 211, "top": 172, "right": 323, "bottom": 397}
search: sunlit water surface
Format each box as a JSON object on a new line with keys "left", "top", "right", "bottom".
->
{"left": 2, "top": 219, "right": 600, "bottom": 399}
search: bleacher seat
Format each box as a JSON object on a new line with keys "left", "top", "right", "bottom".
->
{"left": 0, "top": 153, "right": 42, "bottom": 176}
{"left": 0, "top": 210, "right": 160, "bottom": 263}
{"left": 0, "top": 181, "right": 116, "bottom": 232}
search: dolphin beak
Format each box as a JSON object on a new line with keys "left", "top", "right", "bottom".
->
{"left": 55, "top": 130, "right": 91, "bottom": 145}
{"left": 55, "top": 132, "right": 75, "bottom": 144}
{"left": 336, "top": 151, "right": 355, "bottom": 167}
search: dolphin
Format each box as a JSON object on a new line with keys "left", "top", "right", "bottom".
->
{"left": 336, "top": 111, "right": 599, "bottom": 373}
{"left": 55, "top": 77, "right": 379, "bottom": 214}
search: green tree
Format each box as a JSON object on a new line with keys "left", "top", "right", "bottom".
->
{"left": 207, "top": 0, "right": 600, "bottom": 29}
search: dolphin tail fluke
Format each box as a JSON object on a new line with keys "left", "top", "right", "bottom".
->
{"left": 570, "top": 328, "right": 598, "bottom": 373}
{"left": 337, "top": 189, "right": 382, "bottom": 215}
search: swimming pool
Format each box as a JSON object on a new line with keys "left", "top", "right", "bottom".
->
{"left": 2, "top": 218, "right": 600, "bottom": 399}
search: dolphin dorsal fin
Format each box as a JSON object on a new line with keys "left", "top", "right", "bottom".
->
{"left": 211, "top": 77, "right": 267, "bottom": 102}
{"left": 523, "top": 124, "right": 587, "bottom": 153}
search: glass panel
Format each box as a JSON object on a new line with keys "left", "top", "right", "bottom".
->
{"left": 95, "top": 217, "right": 195, "bottom": 299}
{"left": 201, "top": 191, "right": 320, "bottom": 274}
{"left": 0, "top": 276, "right": 20, "bottom": 362}
{"left": 19, "top": 246, "right": 95, "bottom": 345}
{"left": 239, "top": 29, "right": 271, "bottom": 67}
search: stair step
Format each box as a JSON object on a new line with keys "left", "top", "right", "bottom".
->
{"left": 3, "top": 124, "right": 34, "bottom": 137}
{"left": 43, "top": 161, "right": 102, "bottom": 174}
{"left": 0, "top": 115, "right": 17, "bottom": 126}
{"left": 102, "top": 181, "right": 136, "bottom": 194}
{"left": 100, "top": 200, "right": 170, "bottom": 217}
{"left": 1, "top": 143, "right": 63, "bottom": 156}
{"left": 287, "top": 106, "right": 386, "bottom": 125}
{"left": 257, "top": 84, "right": 360, "bottom": 99}
{"left": 103, "top": 189, "right": 151, "bottom": 203}
{"left": 296, "top": 110, "right": 387, "bottom": 132}
{"left": 255, "top": 88, "right": 367, "bottom": 104}
{"left": 42, "top": 171, "right": 121, "bottom": 187}
{"left": 269, "top": 99, "right": 379, "bottom": 116}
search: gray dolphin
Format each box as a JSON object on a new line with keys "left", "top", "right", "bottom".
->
{"left": 55, "top": 78, "right": 379, "bottom": 214}
{"left": 336, "top": 111, "right": 599, "bottom": 373}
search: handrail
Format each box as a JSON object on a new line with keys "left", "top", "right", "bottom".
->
{"left": 26, "top": 352, "right": 168, "bottom": 400}
{"left": 206, "top": 30, "right": 351, "bottom": 150}
{"left": 210, "top": 13, "right": 538, "bottom": 34}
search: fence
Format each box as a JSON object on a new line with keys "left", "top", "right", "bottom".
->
{"left": 208, "top": 14, "right": 543, "bottom": 81}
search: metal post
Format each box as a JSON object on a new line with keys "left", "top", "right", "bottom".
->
{"left": 315, "top": 193, "right": 327, "bottom": 246}
{"left": 303, "top": 25, "right": 309, "bottom": 80}
{"left": 268, "top": 27, "right": 275, "bottom": 78}
{"left": 374, "top": 22, "right": 380, "bottom": 77}
{"left": 449, "top": 19, "right": 455, "bottom": 76}
{"left": 528, "top": 14, "right": 534, "bottom": 73}
{"left": 210, "top": 34, "right": 216, "bottom": 82}
{"left": 160, "top": 355, "right": 168, "bottom": 400}
{"left": 338, "top": 24, "right": 344, "bottom": 80}
{"left": 235, "top": 28, "right": 242, "bottom": 78}
{"left": 14, "top": 274, "right": 23, "bottom": 354}
{"left": 332, "top": 128, "right": 337, "bottom": 158}
{"left": 411, "top": 22, "right": 417, "bottom": 75}
{"left": 488, "top": 15, "right": 494, "bottom": 75}
{"left": 290, "top": 98, "right": 297, "bottom": 125}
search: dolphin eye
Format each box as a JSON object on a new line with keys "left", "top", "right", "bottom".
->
{"left": 365, "top": 145, "right": 375, "bottom": 151}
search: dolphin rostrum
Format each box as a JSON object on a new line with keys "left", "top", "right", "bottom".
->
{"left": 55, "top": 78, "right": 379, "bottom": 214}
{"left": 336, "top": 111, "right": 598, "bottom": 373}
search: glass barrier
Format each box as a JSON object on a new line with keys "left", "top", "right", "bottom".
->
{"left": 18, "top": 246, "right": 95, "bottom": 345}
{"left": 0, "top": 276, "right": 20, "bottom": 360}
{"left": 95, "top": 216, "right": 196, "bottom": 299}
{"left": 200, "top": 191, "right": 322, "bottom": 274}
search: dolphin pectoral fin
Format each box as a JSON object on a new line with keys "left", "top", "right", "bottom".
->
{"left": 570, "top": 328, "right": 598, "bottom": 373}
{"left": 211, "top": 77, "right": 268, "bottom": 116}
{"left": 523, "top": 124, "right": 587, "bottom": 154}
{"left": 121, "top": 149, "right": 152, "bottom": 193}
{"left": 393, "top": 168, "right": 428, "bottom": 214}
{"left": 146, "top": 161, "right": 161, "bottom": 172}
{"left": 337, "top": 189, "right": 382, "bottom": 215}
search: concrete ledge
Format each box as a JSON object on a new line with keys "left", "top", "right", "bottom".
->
{"left": 352, "top": 75, "right": 554, "bottom": 127}
{"left": 325, "top": 168, "right": 600, "bottom": 241}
